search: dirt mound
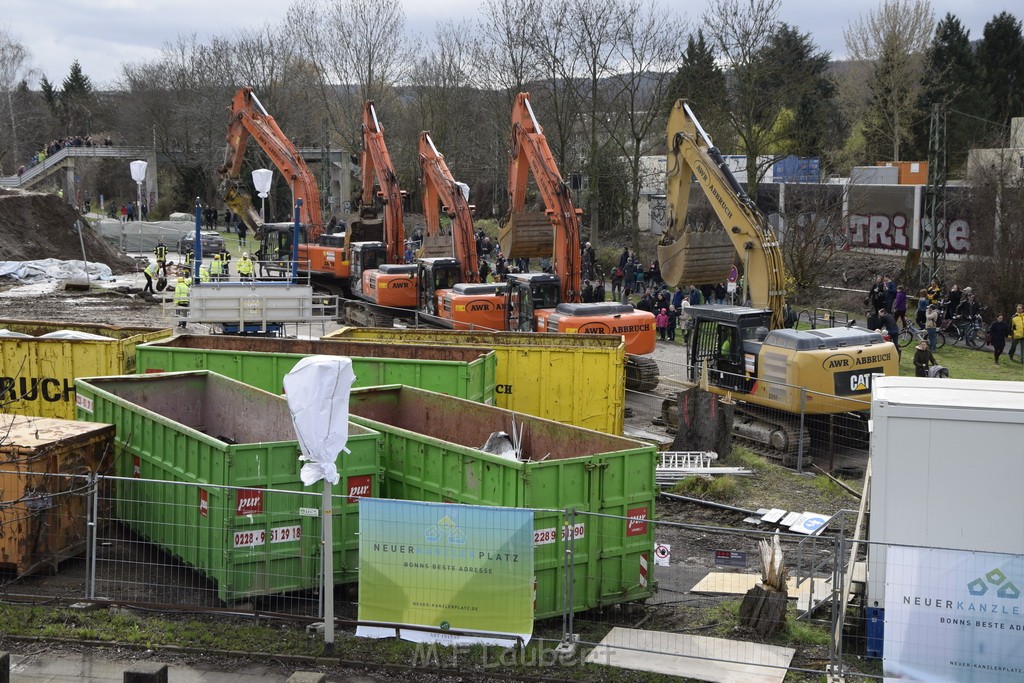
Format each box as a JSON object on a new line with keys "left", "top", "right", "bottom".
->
{"left": 0, "top": 188, "right": 137, "bottom": 273}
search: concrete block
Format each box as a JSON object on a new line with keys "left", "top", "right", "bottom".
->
{"left": 123, "top": 662, "right": 168, "bottom": 683}
{"left": 286, "top": 673, "right": 326, "bottom": 683}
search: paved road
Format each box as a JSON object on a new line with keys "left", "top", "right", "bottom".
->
{"left": 7, "top": 650, "right": 380, "bottom": 682}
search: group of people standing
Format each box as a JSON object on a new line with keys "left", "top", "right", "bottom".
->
{"left": 869, "top": 273, "right": 1024, "bottom": 368}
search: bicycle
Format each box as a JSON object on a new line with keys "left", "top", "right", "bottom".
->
{"left": 941, "top": 313, "right": 986, "bottom": 348}
{"left": 898, "top": 322, "right": 945, "bottom": 349}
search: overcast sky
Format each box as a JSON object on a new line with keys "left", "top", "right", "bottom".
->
{"left": 4, "top": 0, "right": 1019, "bottom": 88}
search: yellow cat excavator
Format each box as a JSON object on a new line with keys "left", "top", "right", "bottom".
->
{"left": 660, "top": 100, "right": 898, "bottom": 466}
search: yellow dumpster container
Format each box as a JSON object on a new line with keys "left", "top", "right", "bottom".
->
{"left": 323, "top": 327, "right": 625, "bottom": 434}
{"left": 0, "top": 319, "right": 172, "bottom": 419}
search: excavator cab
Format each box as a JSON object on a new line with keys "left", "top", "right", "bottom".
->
{"left": 256, "top": 223, "right": 303, "bottom": 277}
{"left": 688, "top": 305, "right": 771, "bottom": 394}
{"left": 416, "top": 257, "right": 461, "bottom": 315}
{"left": 505, "top": 272, "right": 560, "bottom": 332}
{"left": 349, "top": 242, "right": 386, "bottom": 296}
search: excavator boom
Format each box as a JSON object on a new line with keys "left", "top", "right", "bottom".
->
{"left": 501, "top": 93, "right": 582, "bottom": 302}
{"left": 217, "top": 87, "right": 322, "bottom": 239}
{"left": 359, "top": 101, "right": 405, "bottom": 265}
{"left": 660, "top": 100, "right": 786, "bottom": 328}
{"left": 419, "top": 132, "right": 479, "bottom": 282}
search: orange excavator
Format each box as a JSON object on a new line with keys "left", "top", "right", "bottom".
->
{"left": 217, "top": 86, "right": 367, "bottom": 281}
{"left": 415, "top": 132, "right": 509, "bottom": 330}
{"left": 343, "top": 101, "right": 416, "bottom": 326}
{"left": 498, "top": 93, "right": 660, "bottom": 390}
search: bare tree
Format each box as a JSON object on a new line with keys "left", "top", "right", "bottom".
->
{"left": 472, "top": 0, "right": 543, "bottom": 215}
{"left": 703, "top": 0, "right": 781, "bottom": 193}
{"left": 0, "top": 27, "right": 35, "bottom": 173}
{"left": 286, "top": 0, "right": 408, "bottom": 151}
{"left": 604, "top": 0, "right": 686, "bottom": 249}
{"left": 843, "top": 0, "right": 935, "bottom": 161}
{"left": 777, "top": 182, "right": 847, "bottom": 294}
{"left": 527, "top": 0, "right": 588, "bottom": 173}
{"left": 570, "top": 0, "right": 623, "bottom": 244}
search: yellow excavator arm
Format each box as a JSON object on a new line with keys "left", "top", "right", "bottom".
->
{"left": 659, "top": 100, "right": 786, "bottom": 328}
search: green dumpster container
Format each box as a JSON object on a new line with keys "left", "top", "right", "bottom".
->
{"left": 346, "top": 384, "right": 657, "bottom": 618}
{"left": 74, "top": 370, "right": 382, "bottom": 602}
{"left": 136, "top": 335, "right": 496, "bottom": 404}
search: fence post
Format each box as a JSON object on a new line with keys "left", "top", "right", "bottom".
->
{"left": 86, "top": 473, "right": 99, "bottom": 600}
{"left": 830, "top": 532, "right": 847, "bottom": 679}
{"left": 556, "top": 507, "right": 579, "bottom": 655}
{"left": 797, "top": 388, "right": 807, "bottom": 474}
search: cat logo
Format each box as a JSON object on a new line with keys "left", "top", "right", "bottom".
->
{"left": 834, "top": 367, "right": 883, "bottom": 396}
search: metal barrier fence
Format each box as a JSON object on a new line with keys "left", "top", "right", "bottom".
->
{"left": 635, "top": 353, "right": 872, "bottom": 475}
{"left": 3, "top": 470, "right": 1001, "bottom": 679}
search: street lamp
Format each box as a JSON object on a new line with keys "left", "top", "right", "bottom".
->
{"left": 130, "top": 160, "right": 147, "bottom": 252}
{"left": 252, "top": 168, "right": 273, "bottom": 221}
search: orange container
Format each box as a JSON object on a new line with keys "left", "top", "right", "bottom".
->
{"left": 876, "top": 161, "right": 928, "bottom": 185}
{"left": 0, "top": 415, "right": 115, "bottom": 576}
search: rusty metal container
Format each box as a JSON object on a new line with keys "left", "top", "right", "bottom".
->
{"left": 0, "top": 415, "right": 115, "bottom": 576}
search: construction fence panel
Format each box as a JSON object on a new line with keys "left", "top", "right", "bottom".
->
{"left": 568, "top": 511, "right": 844, "bottom": 679}
{"left": 93, "top": 476, "right": 339, "bottom": 617}
{"left": 649, "top": 357, "right": 872, "bottom": 475}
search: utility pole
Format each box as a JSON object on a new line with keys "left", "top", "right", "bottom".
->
{"left": 923, "top": 102, "right": 947, "bottom": 286}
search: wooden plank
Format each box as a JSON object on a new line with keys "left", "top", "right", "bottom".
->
{"left": 691, "top": 571, "right": 831, "bottom": 599}
{"left": 585, "top": 627, "right": 794, "bottom": 683}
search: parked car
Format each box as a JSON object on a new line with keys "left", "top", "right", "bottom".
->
{"left": 177, "top": 231, "right": 226, "bottom": 255}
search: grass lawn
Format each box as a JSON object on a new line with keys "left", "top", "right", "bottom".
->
{"left": 896, "top": 340, "right": 1024, "bottom": 381}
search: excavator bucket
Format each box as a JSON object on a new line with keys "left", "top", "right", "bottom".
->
{"left": 499, "top": 211, "right": 554, "bottom": 258}
{"left": 347, "top": 218, "right": 386, "bottom": 244}
{"left": 657, "top": 226, "right": 735, "bottom": 286}
{"left": 419, "top": 234, "right": 454, "bottom": 258}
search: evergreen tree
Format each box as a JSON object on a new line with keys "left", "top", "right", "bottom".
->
{"left": 664, "top": 30, "right": 732, "bottom": 149}
{"left": 59, "top": 60, "right": 95, "bottom": 135}
{"left": 39, "top": 75, "right": 57, "bottom": 115}
{"left": 757, "top": 24, "right": 839, "bottom": 160}
{"left": 976, "top": 11, "right": 1024, "bottom": 130}
{"left": 914, "top": 13, "right": 983, "bottom": 173}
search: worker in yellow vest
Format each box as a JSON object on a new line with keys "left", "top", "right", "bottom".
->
{"left": 173, "top": 277, "right": 190, "bottom": 328}
{"left": 199, "top": 263, "right": 210, "bottom": 283}
{"left": 210, "top": 254, "right": 223, "bottom": 281}
{"left": 237, "top": 252, "right": 254, "bottom": 281}
{"left": 143, "top": 260, "right": 163, "bottom": 294}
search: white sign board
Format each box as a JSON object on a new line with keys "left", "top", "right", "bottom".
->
{"left": 654, "top": 544, "right": 671, "bottom": 567}
{"left": 884, "top": 546, "right": 1024, "bottom": 681}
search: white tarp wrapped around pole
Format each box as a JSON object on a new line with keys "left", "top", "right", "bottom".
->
{"left": 283, "top": 356, "right": 356, "bottom": 486}
{"left": 283, "top": 355, "right": 356, "bottom": 656}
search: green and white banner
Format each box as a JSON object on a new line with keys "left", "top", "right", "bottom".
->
{"left": 885, "top": 546, "right": 1024, "bottom": 681}
{"left": 357, "top": 499, "right": 534, "bottom": 646}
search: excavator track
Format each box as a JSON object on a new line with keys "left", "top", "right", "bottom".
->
{"left": 625, "top": 355, "right": 660, "bottom": 393}
{"left": 730, "top": 404, "right": 812, "bottom": 469}
{"left": 660, "top": 396, "right": 810, "bottom": 469}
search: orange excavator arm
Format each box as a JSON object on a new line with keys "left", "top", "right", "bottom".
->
{"left": 359, "top": 101, "right": 405, "bottom": 264}
{"left": 504, "top": 93, "right": 582, "bottom": 302}
{"left": 419, "top": 132, "right": 479, "bottom": 283}
{"left": 217, "top": 86, "right": 323, "bottom": 240}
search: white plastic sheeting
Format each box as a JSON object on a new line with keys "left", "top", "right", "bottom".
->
{"left": 0, "top": 259, "right": 114, "bottom": 283}
{"left": 282, "top": 356, "right": 356, "bottom": 486}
